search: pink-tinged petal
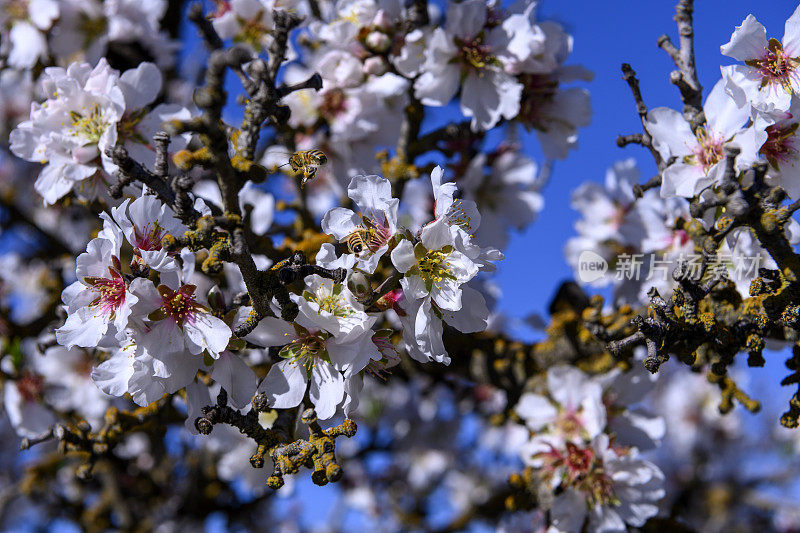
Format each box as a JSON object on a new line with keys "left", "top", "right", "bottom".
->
{"left": 257, "top": 359, "right": 308, "bottom": 409}
{"left": 211, "top": 352, "right": 257, "bottom": 409}
{"left": 645, "top": 107, "right": 694, "bottom": 160}
{"left": 309, "top": 359, "right": 344, "bottom": 420}
{"left": 515, "top": 393, "right": 557, "bottom": 430}
{"left": 784, "top": 4, "right": 800, "bottom": 56}
{"left": 321, "top": 207, "right": 360, "bottom": 240}
{"left": 390, "top": 239, "right": 417, "bottom": 273}
{"left": 119, "top": 62, "right": 162, "bottom": 110}
{"left": 720, "top": 14, "right": 768, "bottom": 61}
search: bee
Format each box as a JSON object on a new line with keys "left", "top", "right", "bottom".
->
{"left": 344, "top": 228, "right": 370, "bottom": 254}
{"left": 283, "top": 149, "right": 328, "bottom": 187}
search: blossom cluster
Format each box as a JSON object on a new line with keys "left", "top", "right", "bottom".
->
{"left": 514, "top": 364, "right": 665, "bottom": 532}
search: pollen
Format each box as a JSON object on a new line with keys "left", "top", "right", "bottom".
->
{"left": 747, "top": 38, "right": 800, "bottom": 94}
{"left": 70, "top": 104, "right": 108, "bottom": 144}
{"left": 685, "top": 125, "right": 724, "bottom": 173}
{"left": 446, "top": 200, "right": 474, "bottom": 231}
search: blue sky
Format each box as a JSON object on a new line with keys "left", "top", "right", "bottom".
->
{"left": 496, "top": 0, "right": 800, "bottom": 327}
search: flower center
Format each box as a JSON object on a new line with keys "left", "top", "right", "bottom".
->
{"left": 446, "top": 199, "right": 474, "bottom": 232}
{"left": 760, "top": 122, "right": 798, "bottom": 170}
{"left": 236, "top": 13, "right": 269, "bottom": 49}
{"left": 456, "top": 35, "right": 495, "bottom": 70}
{"left": 747, "top": 38, "right": 800, "bottom": 93}
{"left": 85, "top": 265, "right": 127, "bottom": 317}
{"left": 117, "top": 109, "right": 148, "bottom": 145}
{"left": 416, "top": 249, "right": 454, "bottom": 287}
{"left": 280, "top": 328, "right": 331, "bottom": 375}
{"left": 686, "top": 126, "right": 724, "bottom": 173}
{"left": 17, "top": 372, "right": 43, "bottom": 402}
{"left": 4, "top": 0, "right": 28, "bottom": 21}
{"left": 134, "top": 221, "right": 167, "bottom": 252}
{"left": 157, "top": 285, "right": 203, "bottom": 327}
{"left": 320, "top": 89, "right": 348, "bottom": 118}
{"left": 70, "top": 104, "right": 109, "bottom": 144}
{"left": 306, "top": 284, "right": 354, "bottom": 318}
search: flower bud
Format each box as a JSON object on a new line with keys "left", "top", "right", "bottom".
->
{"left": 365, "top": 31, "right": 391, "bottom": 53}
{"left": 207, "top": 285, "right": 225, "bottom": 312}
{"left": 347, "top": 271, "right": 371, "bottom": 298}
{"left": 363, "top": 56, "right": 388, "bottom": 76}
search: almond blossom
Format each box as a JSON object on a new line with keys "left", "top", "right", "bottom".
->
{"left": 721, "top": 5, "right": 800, "bottom": 112}
{"left": 321, "top": 174, "right": 399, "bottom": 273}
{"left": 412, "top": 0, "right": 524, "bottom": 131}
{"left": 0, "top": 0, "right": 59, "bottom": 69}
{"left": 247, "top": 276, "right": 380, "bottom": 419}
{"left": 55, "top": 234, "right": 143, "bottom": 350}
{"left": 645, "top": 79, "right": 763, "bottom": 198}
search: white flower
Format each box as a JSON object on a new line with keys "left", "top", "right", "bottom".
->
{"left": 413, "top": 0, "right": 524, "bottom": 130}
{"left": 515, "top": 365, "right": 606, "bottom": 452}
{"left": 721, "top": 6, "right": 800, "bottom": 112}
{"left": 114, "top": 62, "right": 192, "bottom": 169}
{"left": 3, "top": 371, "right": 56, "bottom": 438}
{"left": 9, "top": 60, "right": 188, "bottom": 205}
{"left": 646, "top": 79, "right": 762, "bottom": 198}
{"left": 0, "top": 0, "right": 59, "bottom": 69}
{"left": 248, "top": 318, "right": 378, "bottom": 420}
{"left": 131, "top": 282, "right": 232, "bottom": 360}
{"left": 246, "top": 277, "right": 380, "bottom": 419}
{"left": 515, "top": 22, "right": 594, "bottom": 160}
{"left": 10, "top": 59, "right": 125, "bottom": 204}
{"left": 752, "top": 94, "right": 800, "bottom": 198}
{"left": 104, "top": 195, "right": 186, "bottom": 277}
{"left": 545, "top": 436, "right": 665, "bottom": 533}
{"left": 459, "top": 149, "right": 543, "bottom": 249}
{"left": 212, "top": 0, "right": 273, "bottom": 51}
{"left": 56, "top": 235, "right": 142, "bottom": 350}
{"left": 321, "top": 174, "right": 399, "bottom": 273}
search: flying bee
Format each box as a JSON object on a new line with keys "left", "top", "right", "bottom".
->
{"left": 280, "top": 149, "right": 328, "bottom": 188}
